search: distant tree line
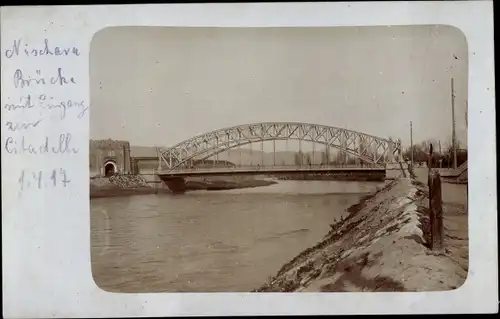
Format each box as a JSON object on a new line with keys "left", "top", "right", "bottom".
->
{"left": 402, "top": 139, "right": 467, "bottom": 168}
{"left": 293, "top": 148, "right": 377, "bottom": 166}
{"left": 294, "top": 151, "right": 312, "bottom": 166}
{"left": 290, "top": 138, "right": 467, "bottom": 168}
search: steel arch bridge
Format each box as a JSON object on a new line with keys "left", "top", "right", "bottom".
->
{"left": 157, "top": 122, "right": 402, "bottom": 172}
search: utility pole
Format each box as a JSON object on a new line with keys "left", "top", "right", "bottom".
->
{"left": 465, "top": 99, "right": 468, "bottom": 129}
{"left": 438, "top": 140, "right": 442, "bottom": 168}
{"left": 451, "top": 78, "right": 457, "bottom": 169}
{"left": 410, "top": 121, "right": 413, "bottom": 170}
{"left": 156, "top": 148, "right": 162, "bottom": 170}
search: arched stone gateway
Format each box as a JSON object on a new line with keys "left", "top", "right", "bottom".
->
{"left": 104, "top": 160, "right": 117, "bottom": 177}
{"left": 89, "top": 139, "right": 132, "bottom": 176}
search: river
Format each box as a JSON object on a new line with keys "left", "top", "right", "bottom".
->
{"left": 90, "top": 180, "right": 384, "bottom": 292}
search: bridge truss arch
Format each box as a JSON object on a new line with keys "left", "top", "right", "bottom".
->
{"left": 157, "top": 122, "right": 402, "bottom": 172}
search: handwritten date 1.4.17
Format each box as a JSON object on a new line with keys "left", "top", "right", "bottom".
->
{"left": 18, "top": 169, "right": 70, "bottom": 191}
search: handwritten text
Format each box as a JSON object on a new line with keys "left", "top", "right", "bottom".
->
{"left": 18, "top": 168, "right": 71, "bottom": 192}
{"left": 4, "top": 37, "right": 82, "bottom": 196}
{"left": 5, "top": 38, "right": 80, "bottom": 59}
{"left": 4, "top": 94, "right": 88, "bottom": 120}
{"left": 5, "top": 119, "right": 43, "bottom": 132}
{"left": 4, "top": 133, "right": 79, "bottom": 156}
{"left": 13, "top": 68, "right": 77, "bottom": 88}
{"left": 3, "top": 95, "right": 34, "bottom": 111}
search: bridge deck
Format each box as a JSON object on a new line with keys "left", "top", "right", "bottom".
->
{"left": 157, "top": 165, "right": 385, "bottom": 177}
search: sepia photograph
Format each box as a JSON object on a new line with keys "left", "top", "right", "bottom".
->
{"left": 89, "top": 26, "right": 468, "bottom": 293}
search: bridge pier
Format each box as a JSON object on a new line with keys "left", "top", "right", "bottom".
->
{"left": 159, "top": 176, "right": 186, "bottom": 194}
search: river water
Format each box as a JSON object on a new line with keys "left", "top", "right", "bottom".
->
{"left": 91, "top": 180, "right": 384, "bottom": 292}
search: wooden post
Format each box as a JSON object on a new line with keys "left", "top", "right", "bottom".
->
{"left": 399, "top": 161, "right": 407, "bottom": 178}
{"left": 428, "top": 170, "right": 444, "bottom": 251}
{"left": 428, "top": 143, "right": 434, "bottom": 171}
{"left": 410, "top": 121, "right": 413, "bottom": 171}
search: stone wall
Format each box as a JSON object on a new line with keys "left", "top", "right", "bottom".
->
{"left": 132, "top": 158, "right": 159, "bottom": 174}
{"left": 89, "top": 139, "right": 132, "bottom": 176}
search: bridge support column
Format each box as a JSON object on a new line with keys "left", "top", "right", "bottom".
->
{"left": 159, "top": 176, "right": 186, "bottom": 194}
{"left": 387, "top": 138, "right": 394, "bottom": 163}
{"left": 397, "top": 138, "right": 403, "bottom": 162}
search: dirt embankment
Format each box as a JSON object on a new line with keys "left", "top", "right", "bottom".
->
{"left": 90, "top": 174, "right": 164, "bottom": 199}
{"left": 90, "top": 174, "right": 277, "bottom": 198}
{"left": 254, "top": 177, "right": 468, "bottom": 292}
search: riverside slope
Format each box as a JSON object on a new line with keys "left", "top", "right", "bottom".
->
{"left": 90, "top": 174, "right": 277, "bottom": 198}
{"left": 255, "top": 178, "right": 468, "bottom": 292}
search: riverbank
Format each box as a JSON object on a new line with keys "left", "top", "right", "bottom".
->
{"left": 254, "top": 177, "right": 468, "bottom": 292}
{"left": 90, "top": 175, "right": 163, "bottom": 199}
{"left": 90, "top": 174, "right": 277, "bottom": 199}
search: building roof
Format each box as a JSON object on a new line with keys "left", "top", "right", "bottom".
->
{"left": 130, "top": 146, "right": 159, "bottom": 158}
{"left": 90, "top": 139, "right": 130, "bottom": 149}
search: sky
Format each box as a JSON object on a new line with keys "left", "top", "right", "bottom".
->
{"left": 89, "top": 25, "right": 468, "bottom": 149}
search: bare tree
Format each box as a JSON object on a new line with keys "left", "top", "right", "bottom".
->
{"left": 294, "top": 151, "right": 303, "bottom": 166}
{"left": 305, "top": 153, "right": 312, "bottom": 165}
{"left": 321, "top": 151, "right": 329, "bottom": 165}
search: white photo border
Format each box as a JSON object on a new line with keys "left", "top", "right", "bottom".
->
{"left": 1, "top": 1, "right": 496, "bottom": 317}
